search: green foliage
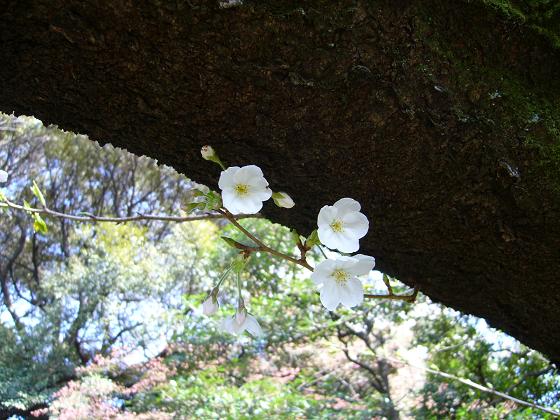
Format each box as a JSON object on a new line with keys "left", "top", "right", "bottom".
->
{"left": 0, "top": 325, "right": 59, "bottom": 411}
{"left": 481, "top": 0, "right": 560, "bottom": 47}
{"left": 412, "top": 307, "right": 560, "bottom": 418}
{"left": 32, "top": 212, "right": 48, "bottom": 234}
{"left": 30, "top": 180, "right": 47, "bottom": 207}
{"left": 130, "top": 366, "right": 338, "bottom": 419}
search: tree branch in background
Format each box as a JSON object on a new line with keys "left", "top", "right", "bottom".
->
{"left": 0, "top": 198, "right": 260, "bottom": 223}
{"left": 385, "top": 355, "right": 560, "bottom": 417}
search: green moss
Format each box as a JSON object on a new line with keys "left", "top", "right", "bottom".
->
{"left": 414, "top": 1, "right": 560, "bottom": 198}
{"left": 481, "top": 0, "right": 560, "bottom": 48}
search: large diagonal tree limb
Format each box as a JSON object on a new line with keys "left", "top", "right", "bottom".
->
{"left": 1, "top": 0, "right": 559, "bottom": 363}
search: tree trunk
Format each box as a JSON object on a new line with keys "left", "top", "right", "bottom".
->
{"left": 1, "top": 0, "right": 559, "bottom": 363}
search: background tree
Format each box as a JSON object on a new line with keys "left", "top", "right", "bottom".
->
{"left": 0, "top": 115, "right": 199, "bottom": 414}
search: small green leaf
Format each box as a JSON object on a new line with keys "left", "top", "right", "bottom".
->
{"left": 192, "top": 189, "right": 206, "bottom": 197}
{"left": 291, "top": 229, "right": 301, "bottom": 245}
{"left": 186, "top": 202, "right": 205, "bottom": 214}
{"left": 203, "top": 191, "right": 222, "bottom": 211}
{"left": 305, "top": 229, "right": 321, "bottom": 248}
{"left": 32, "top": 213, "right": 48, "bottom": 234}
{"left": 31, "top": 181, "right": 47, "bottom": 207}
{"left": 221, "top": 236, "right": 245, "bottom": 250}
{"left": 23, "top": 200, "right": 33, "bottom": 211}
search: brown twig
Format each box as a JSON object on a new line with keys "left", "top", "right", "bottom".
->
{"left": 363, "top": 287, "right": 418, "bottom": 302}
{"left": 220, "top": 207, "right": 419, "bottom": 303}
{"left": 3, "top": 196, "right": 419, "bottom": 304}
{"left": 0, "top": 199, "right": 260, "bottom": 224}
{"left": 219, "top": 208, "right": 313, "bottom": 270}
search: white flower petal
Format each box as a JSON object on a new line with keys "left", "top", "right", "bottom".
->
{"left": 221, "top": 189, "right": 236, "bottom": 204}
{"left": 333, "top": 198, "right": 361, "bottom": 215}
{"left": 247, "top": 176, "right": 269, "bottom": 189}
{"left": 335, "top": 256, "right": 357, "bottom": 269}
{"left": 218, "top": 167, "right": 240, "bottom": 190}
{"left": 220, "top": 317, "right": 236, "bottom": 334}
{"left": 234, "top": 165, "right": 264, "bottom": 184}
{"left": 237, "top": 197, "right": 264, "bottom": 214}
{"left": 342, "top": 212, "right": 369, "bottom": 238}
{"left": 317, "top": 227, "right": 338, "bottom": 249}
{"left": 332, "top": 233, "right": 360, "bottom": 253}
{"left": 231, "top": 318, "right": 246, "bottom": 334}
{"left": 235, "top": 309, "right": 247, "bottom": 325}
{"left": 339, "top": 277, "right": 364, "bottom": 308}
{"left": 317, "top": 205, "right": 337, "bottom": 227}
{"left": 222, "top": 192, "right": 244, "bottom": 214}
{"left": 349, "top": 254, "right": 376, "bottom": 276}
{"left": 311, "top": 259, "right": 337, "bottom": 285}
{"left": 244, "top": 315, "right": 263, "bottom": 337}
{"left": 320, "top": 279, "right": 341, "bottom": 311}
{"left": 252, "top": 186, "right": 272, "bottom": 201}
{"left": 0, "top": 170, "right": 8, "bottom": 183}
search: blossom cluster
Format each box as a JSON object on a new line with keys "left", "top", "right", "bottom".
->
{"left": 200, "top": 146, "right": 376, "bottom": 337}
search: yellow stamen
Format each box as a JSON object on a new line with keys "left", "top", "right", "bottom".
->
{"left": 332, "top": 269, "right": 349, "bottom": 285}
{"left": 234, "top": 184, "right": 249, "bottom": 196}
{"left": 330, "top": 219, "right": 344, "bottom": 233}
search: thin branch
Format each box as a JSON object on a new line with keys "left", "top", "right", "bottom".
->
{"left": 0, "top": 199, "right": 260, "bottom": 223}
{"left": 219, "top": 208, "right": 313, "bottom": 270}
{"left": 386, "top": 355, "right": 560, "bottom": 417}
{"left": 220, "top": 208, "right": 418, "bottom": 303}
{"left": 3, "top": 199, "right": 417, "bottom": 303}
{"left": 363, "top": 287, "right": 418, "bottom": 302}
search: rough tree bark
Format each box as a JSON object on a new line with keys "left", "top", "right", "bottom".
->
{"left": 1, "top": 0, "right": 559, "bottom": 363}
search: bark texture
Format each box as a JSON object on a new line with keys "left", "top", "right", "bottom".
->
{"left": 1, "top": 0, "right": 559, "bottom": 362}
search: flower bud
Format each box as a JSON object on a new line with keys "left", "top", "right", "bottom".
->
{"left": 272, "top": 191, "right": 295, "bottom": 208}
{"left": 202, "top": 293, "right": 219, "bottom": 315}
{"left": 235, "top": 298, "right": 247, "bottom": 324}
{"left": 200, "top": 145, "right": 216, "bottom": 160}
{"left": 0, "top": 170, "right": 8, "bottom": 183}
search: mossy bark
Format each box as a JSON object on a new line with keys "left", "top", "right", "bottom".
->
{"left": 1, "top": 0, "right": 559, "bottom": 362}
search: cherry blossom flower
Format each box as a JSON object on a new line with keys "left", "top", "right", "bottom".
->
{"left": 0, "top": 170, "right": 7, "bottom": 183}
{"left": 272, "top": 191, "right": 295, "bottom": 208}
{"left": 311, "top": 254, "right": 375, "bottom": 311}
{"left": 220, "top": 305, "right": 263, "bottom": 337}
{"left": 317, "top": 198, "right": 369, "bottom": 253}
{"left": 218, "top": 165, "right": 272, "bottom": 214}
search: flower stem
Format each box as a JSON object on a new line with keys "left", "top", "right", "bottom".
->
{"left": 236, "top": 272, "right": 242, "bottom": 301}
{"left": 219, "top": 208, "right": 313, "bottom": 271}
{"left": 317, "top": 245, "right": 329, "bottom": 259}
{"left": 219, "top": 208, "right": 418, "bottom": 304}
{"left": 216, "top": 265, "right": 233, "bottom": 289}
